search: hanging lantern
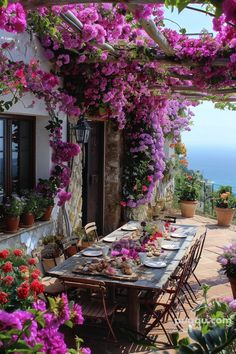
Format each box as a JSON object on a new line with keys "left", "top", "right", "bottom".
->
{"left": 71, "top": 117, "right": 91, "bottom": 144}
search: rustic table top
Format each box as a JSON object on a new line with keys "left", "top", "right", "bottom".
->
{"left": 48, "top": 222, "right": 198, "bottom": 290}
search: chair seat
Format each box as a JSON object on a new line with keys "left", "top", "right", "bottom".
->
{"left": 80, "top": 298, "right": 116, "bottom": 318}
{"left": 42, "top": 276, "right": 64, "bottom": 295}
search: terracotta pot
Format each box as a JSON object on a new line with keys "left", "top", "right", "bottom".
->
{"left": 41, "top": 206, "right": 54, "bottom": 221}
{"left": 228, "top": 276, "right": 236, "bottom": 298}
{"left": 5, "top": 216, "right": 20, "bottom": 233}
{"left": 21, "top": 212, "right": 35, "bottom": 227}
{"left": 78, "top": 241, "right": 94, "bottom": 250}
{"left": 180, "top": 200, "right": 198, "bottom": 218}
{"left": 42, "top": 254, "right": 65, "bottom": 273}
{"left": 215, "top": 207, "right": 235, "bottom": 227}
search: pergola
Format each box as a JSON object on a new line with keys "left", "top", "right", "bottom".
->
{"left": 7, "top": 0, "right": 236, "bottom": 104}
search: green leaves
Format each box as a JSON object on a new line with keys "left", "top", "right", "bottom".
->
{"left": 0, "top": 0, "right": 8, "bottom": 8}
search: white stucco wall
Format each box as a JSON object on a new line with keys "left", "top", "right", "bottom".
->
{"left": 0, "top": 30, "right": 67, "bottom": 181}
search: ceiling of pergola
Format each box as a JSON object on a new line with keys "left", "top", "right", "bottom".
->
{"left": 7, "top": 0, "right": 236, "bottom": 103}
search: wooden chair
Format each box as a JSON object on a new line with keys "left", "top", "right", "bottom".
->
{"left": 143, "top": 255, "right": 193, "bottom": 345}
{"left": 63, "top": 277, "right": 117, "bottom": 340}
{"left": 84, "top": 222, "right": 99, "bottom": 242}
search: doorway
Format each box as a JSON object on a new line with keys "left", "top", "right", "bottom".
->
{"left": 82, "top": 121, "right": 105, "bottom": 235}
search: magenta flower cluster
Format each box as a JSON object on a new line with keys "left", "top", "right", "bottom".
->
{"left": 0, "top": 294, "right": 90, "bottom": 354}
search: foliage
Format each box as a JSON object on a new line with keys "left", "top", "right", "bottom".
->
{"left": 0, "top": 249, "right": 44, "bottom": 311}
{"left": 175, "top": 170, "right": 203, "bottom": 201}
{"left": 0, "top": 294, "right": 90, "bottom": 354}
{"left": 36, "top": 177, "right": 58, "bottom": 207}
{"left": 170, "top": 284, "right": 236, "bottom": 354}
{"left": 213, "top": 186, "right": 236, "bottom": 208}
{"left": 217, "top": 242, "right": 236, "bottom": 278}
{"left": 20, "top": 190, "right": 38, "bottom": 214}
{"left": 3, "top": 196, "right": 24, "bottom": 217}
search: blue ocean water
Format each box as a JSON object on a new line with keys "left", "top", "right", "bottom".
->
{"left": 187, "top": 146, "right": 236, "bottom": 189}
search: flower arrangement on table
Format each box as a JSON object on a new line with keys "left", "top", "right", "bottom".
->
{"left": 0, "top": 294, "right": 90, "bottom": 354}
{"left": 0, "top": 249, "right": 44, "bottom": 311}
{"left": 213, "top": 186, "right": 236, "bottom": 209}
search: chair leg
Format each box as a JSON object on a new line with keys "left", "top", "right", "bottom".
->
{"left": 192, "top": 271, "right": 201, "bottom": 286}
{"left": 185, "top": 282, "right": 198, "bottom": 301}
{"left": 177, "top": 296, "right": 190, "bottom": 319}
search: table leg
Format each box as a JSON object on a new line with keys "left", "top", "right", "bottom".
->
{"left": 128, "top": 288, "right": 140, "bottom": 332}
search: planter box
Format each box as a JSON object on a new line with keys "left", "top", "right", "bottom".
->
{"left": 42, "top": 254, "right": 65, "bottom": 273}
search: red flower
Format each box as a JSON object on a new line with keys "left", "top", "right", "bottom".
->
{"left": 0, "top": 291, "right": 8, "bottom": 304}
{"left": 120, "top": 201, "right": 127, "bottom": 207}
{"left": 3, "top": 275, "right": 14, "bottom": 285}
{"left": 19, "top": 265, "right": 29, "bottom": 273}
{"left": 17, "top": 283, "right": 30, "bottom": 300}
{"left": 28, "top": 258, "right": 37, "bottom": 265}
{"left": 2, "top": 261, "right": 13, "bottom": 273}
{"left": 31, "top": 269, "right": 41, "bottom": 279}
{"left": 0, "top": 250, "right": 9, "bottom": 259}
{"left": 142, "top": 185, "right": 148, "bottom": 193}
{"left": 13, "top": 249, "right": 23, "bottom": 256}
{"left": 30, "top": 279, "right": 44, "bottom": 295}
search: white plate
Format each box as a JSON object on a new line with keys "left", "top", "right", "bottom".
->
{"left": 161, "top": 244, "right": 180, "bottom": 251}
{"left": 81, "top": 249, "right": 102, "bottom": 257}
{"left": 121, "top": 225, "right": 137, "bottom": 231}
{"left": 144, "top": 261, "right": 167, "bottom": 268}
{"left": 170, "top": 232, "right": 187, "bottom": 238}
{"left": 103, "top": 235, "right": 117, "bottom": 243}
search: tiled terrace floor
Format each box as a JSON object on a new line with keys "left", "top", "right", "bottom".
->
{"left": 69, "top": 214, "right": 236, "bottom": 354}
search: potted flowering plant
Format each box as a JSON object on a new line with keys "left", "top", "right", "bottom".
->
{"left": 21, "top": 190, "right": 38, "bottom": 227}
{"left": 213, "top": 186, "right": 236, "bottom": 226}
{"left": 175, "top": 171, "right": 202, "bottom": 218}
{"left": 218, "top": 243, "right": 236, "bottom": 298}
{"left": 36, "top": 177, "right": 58, "bottom": 221}
{"left": 0, "top": 248, "right": 44, "bottom": 310}
{"left": 3, "top": 196, "right": 24, "bottom": 232}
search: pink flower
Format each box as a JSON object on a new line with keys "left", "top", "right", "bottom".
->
{"left": 147, "top": 175, "right": 153, "bottom": 182}
{"left": 133, "top": 184, "right": 138, "bottom": 191}
{"left": 120, "top": 201, "right": 127, "bottom": 207}
{"left": 57, "top": 189, "right": 72, "bottom": 206}
{"left": 142, "top": 185, "right": 148, "bottom": 193}
{"left": 222, "top": 0, "right": 236, "bottom": 23}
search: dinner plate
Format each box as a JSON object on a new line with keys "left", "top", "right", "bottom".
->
{"left": 103, "top": 235, "right": 117, "bottom": 243}
{"left": 81, "top": 249, "right": 103, "bottom": 257}
{"left": 161, "top": 244, "right": 180, "bottom": 251}
{"left": 170, "top": 232, "right": 187, "bottom": 238}
{"left": 121, "top": 225, "right": 137, "bottom": 231}
{"left": 144, "top": 260, "right": 167, "bottom": 268}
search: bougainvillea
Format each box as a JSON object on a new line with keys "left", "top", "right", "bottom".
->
{"left": 0, "top": 295, "right": 90, "bottom": 354}
{"left": 1, "top": 1, "right": 236, "bottom": 207}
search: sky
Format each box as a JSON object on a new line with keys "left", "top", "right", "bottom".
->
{"left": 164, "top": 7, "right": 236, "bottom": 149}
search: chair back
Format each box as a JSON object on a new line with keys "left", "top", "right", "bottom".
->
{"left": 84, "top": 222, "right": 99, "bottom": 241}
{"left": 192, "top": 230, "right": 207, "bottom": 272}
{"left": 62, "top": 277, "right": 106, "bottom": 293}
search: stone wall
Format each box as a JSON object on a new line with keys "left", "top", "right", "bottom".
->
{"left": 104, "top": 122, "right": 123, "bottom": 234}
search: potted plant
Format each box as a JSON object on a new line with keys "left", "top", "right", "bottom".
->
{"left": 176, "top": 171, "right": 202, "bottom": 218}
{"left": 41, "top": 235, "right": 65, "bottom": 272}
{"left": 20, "top": 191, "right": 38, "bottom": 227}
{"left": 0, "top": 248, "right": 44, "bottom": 310}
{"left": 3, "top": 196, "right": 24, "bottom": 232}
{"left": 36, "top": 177, "right": 58, "bottom": 221}
{"left": 218, "top": 243, "right": 236, "bottom": 298}
{"left": 213, "top": 186, "right": 236, "bottom": 226}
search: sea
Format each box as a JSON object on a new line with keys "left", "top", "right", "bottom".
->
{"left": 186, "top": 145, "right": 236, "bottom": 193}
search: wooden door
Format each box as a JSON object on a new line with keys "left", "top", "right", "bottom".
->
{"left": 82, "top": 122, "right": 105, "bottom": 235}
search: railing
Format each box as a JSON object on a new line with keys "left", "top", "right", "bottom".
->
{"left": 197, "top": 181, "right": 236, "bottom": 217}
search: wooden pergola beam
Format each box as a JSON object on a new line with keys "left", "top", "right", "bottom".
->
{"left": 9, "top": 0, "right": 202, "bottom": 7}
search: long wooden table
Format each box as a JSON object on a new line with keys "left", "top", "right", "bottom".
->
{"left": 48, "top": 221, "right": 198, "bottom": 332}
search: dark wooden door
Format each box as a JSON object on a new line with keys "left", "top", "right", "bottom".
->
{"left": 82, "top": 122, "right": 105, "bottom": 235}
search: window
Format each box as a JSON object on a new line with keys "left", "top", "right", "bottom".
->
{"left": 0, "top": 115, "right": 35, "bottom": 197}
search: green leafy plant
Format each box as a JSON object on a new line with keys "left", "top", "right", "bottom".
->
{"left": 21, "top": 191, "right": 38, "bottom": 214}
{"left": 170, "top": 284, "right": 236, "bottom": 353}
{"left": 3, "top": 196, "right": 24, "bottom": 217}
{"left": 175, "top": 171, "right": 203, "bottom": 201}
